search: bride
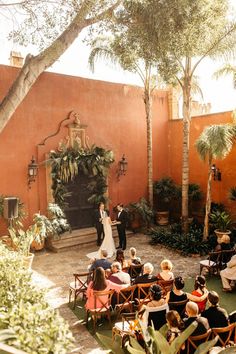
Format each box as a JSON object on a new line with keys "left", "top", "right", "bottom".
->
{"left": 87, "top": 212, "right": 116, "bottom": 259}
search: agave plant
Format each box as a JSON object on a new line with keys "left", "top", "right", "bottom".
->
{"left": 210, "top": 210, "right": 231, "bottom": 232}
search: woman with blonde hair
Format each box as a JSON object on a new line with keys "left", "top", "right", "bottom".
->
{"left": 127, "top": 247, "right": 141, "bottom": 266}
{"left": 157, "top": 259, "right": 174, "bottom": 280}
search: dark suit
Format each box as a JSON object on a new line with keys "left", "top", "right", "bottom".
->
{"left": 134, "top": 273, "right": 157, "bottom": 284}
{"left": 89, "top": 258, "right": 112, "bottom": 271}
{"left": 184, "top": 316, "right": 209, "bottom": 336}
{"left": 116, "top": 209, "right": 128, "bottom": 250}
{"left": 94, "top": 209, "right": 109, "bottom": 246}
{"left": 201, "top": 306, "right": 228, "bottom": 328}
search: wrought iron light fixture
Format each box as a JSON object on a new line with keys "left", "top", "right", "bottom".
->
{"left": 117, "top": 154, "right": 128, "bottom": 180}
{"left": 211, "top": 164, "right": 221, "bottom": 181}
{"left": 28, "top": 156, "right": 38, "bottom": 188}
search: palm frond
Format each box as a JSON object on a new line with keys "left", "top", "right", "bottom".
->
{"left": 213, "top": 63, "right": 236, "bottom": 85}
{"left": 88, "top": 45, "right": 120, "bottom": 73}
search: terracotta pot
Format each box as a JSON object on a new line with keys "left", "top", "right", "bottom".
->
{"left": 31, "top": 239, "right": 45, "bottom": 251}
{"left": 214, "top": 229, "right": 231, "bottom": 244}
{"left": 23, "top": 253, "right": 35, "bottom": 270}
{"left": 156, "top": 211, "right": 169, "bottom": 225}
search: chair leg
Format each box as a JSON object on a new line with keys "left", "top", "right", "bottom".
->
{"left": 73, "top": 291, "right": 77, "bottom": 309}
{"left": 68, "top": 289, "right": 72, "bottom": 304}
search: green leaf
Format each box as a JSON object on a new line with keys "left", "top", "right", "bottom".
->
{"left": 194, "top": 336, "right": 218, "bottom": 354}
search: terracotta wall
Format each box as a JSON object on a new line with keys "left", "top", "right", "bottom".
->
{"left": 168, "top": 112, "right": 236, "bottom": 218}
{"left": 0, "top": 64, "right": 169, "bottom": 232}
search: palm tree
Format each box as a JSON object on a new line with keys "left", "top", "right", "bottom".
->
{"left": 88, "top": 37, "right": 160, "bottom": 207}
{"left": 195, "top": 124, "right": 236, "bottom": 239}
{"left": 213, "top": 64, "right": 236, "bottom": 89}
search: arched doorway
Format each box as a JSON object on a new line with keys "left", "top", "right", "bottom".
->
{"left": 64, "top": 173, "right": 94, "bottom": 229}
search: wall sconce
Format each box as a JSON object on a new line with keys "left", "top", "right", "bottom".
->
{"left": 211, "top": 164, "right": 222, "bottom": 181}
{"left": 117, "top": 154, "right": 128, "bottom": 180}
{"left": 28, "top": 156, "right": 38, "bottom": 188}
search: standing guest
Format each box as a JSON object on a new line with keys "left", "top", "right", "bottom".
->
{"left": 183, "top": 301, "right": 209, "bottom": 336}
{"left": 134, "top": 263, "right": 157, "bottom": 284}
{"left": 86, "top": 267, "right": 126, "bottom": 310}
{"left": 108, "top": 261, "right": 131, "bottom": 285}
{"left": 115, "top": 204, "right": 128, "bottom": 250}
{"left": 89, "top": 249, "right": 112, "bottom": 271}
{"left": 166, "top": 310, "right": 184, "bottom": 344}
{"left": 220, "top": 254, "right": 236, "bottom": 292}
{"left": 94, "top": 202, "right": 107, "bottom": 246}
{"left": 201, "top": 291, "right": 228, "bottom": 328}
{"left": 115, "top": 249, "right": 128, "bottom": 268}
{"left": 127, "top": 247, "right": 142, "bottom": 266}
{"left": 191, "top": 275, "right": 208, "bottom": 312}
{"left": 157, "top": 259, "right": 174, "bottom": 281}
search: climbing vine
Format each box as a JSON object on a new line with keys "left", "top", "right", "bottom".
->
{"left": 49, "top": 144, "right": 114, "bottom": 209}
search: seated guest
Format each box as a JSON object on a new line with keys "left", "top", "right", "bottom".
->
{"left": 157, "top": 259, "right": 174, "bottom": 281}
{"left": 86, "top": 267, "right": 127, "bottom": 310}
{"left": 201, "top": 291, "right": 228, "bottom": 328}
{"left": 166, "top": 276, "right": 208, "bottom": 316}
{"left": 220, "top": 254, "right": 236, "bottom": 292}
{"left": 115, "top": 249, "right": 128, "bottom": 268}
{"left": 108, "top": 261, "right": 131, "bottom": 285}
{"left": 140, "top": 284, "right": 168, "bottom": 330}
{"left": 166, "top": 310, "right": 184, "bottom": 344}
{"left": 89, "top": 249, "right": 112, "bottom": 271}
{"left": 134, "top": 262, "right": 157, "bottom": 284}
{"left": 183, "top": 301, "right": 209, "bottom": 336}
{"left": 191, "top": 275, "right": 208, "bottom": 313}
{"left": 215, "top": 234, "right": 232, "bottom": 252}
{"left": 127, "top": 247, "right": 142, "bottom": 266}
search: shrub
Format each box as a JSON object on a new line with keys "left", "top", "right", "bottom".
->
{"left": 0, "top": 243, "right": 74, "bottom": 353}
{"left": 149, "top": 223, "right": 210, "bottom": 256}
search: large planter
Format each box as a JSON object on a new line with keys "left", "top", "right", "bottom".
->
{"left": 31, "top": 239, "right": 45, "bottom": 251}
{"left": 156, "top": 211, "right": 169, "bottom": 226}
{"left": 23, "top": 252, "right": 35, "bottom": 270}
{"left": 214, "top": 229, "right": 231, "bottom": 244}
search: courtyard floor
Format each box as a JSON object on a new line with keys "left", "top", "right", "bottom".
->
{"left": 31, "top": 232, "right": 204, "bottom": 353}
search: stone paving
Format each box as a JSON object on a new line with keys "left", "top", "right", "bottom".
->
{"left": 31, "top": 233, "right": 203, "bottom": 353}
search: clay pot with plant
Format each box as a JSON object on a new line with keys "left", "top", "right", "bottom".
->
{"left": 126, "top": 198, "right": 153, "bottom": 232}
{"left": 209, "top": 210, "right": 231, "bottom": 243}
{"left": 153, "top": 177, "right": 178, "bottom": 225}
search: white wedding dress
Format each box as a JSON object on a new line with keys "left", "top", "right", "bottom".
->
{"left": 86, "top": 216, "right": 116, "bottom": 259}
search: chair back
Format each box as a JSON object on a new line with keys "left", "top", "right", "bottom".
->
{"left": 157, "top": 279, "right": 174, "bottom": 295}
{"left": 121, "top": 312, "right": 136, "bottom": 330}
{"left": 220, "top": 249, "right": 236, "bottom": 268}
{"left": 168, "top": 298, "right": 189, "bottom": 317}
{"left": 147, "top": 304, "right": 169, "bottom": 330}
{"left": 73, "top": 272, "right": 91, "bottom": 292}
{"left": 115, "top": 285, "right": 137, "bottom": 315}
{"left": 93, "top": 289, "right": 115, "bottom": 313}
{"left": 187, "top": 329, "right": 212, "bottom": 354}
{"left": 136, "top": 282, "right": 153, "bottom": 301}
{"left": 212, "top": 323, "right": 236, "bottom": 347}
{"left": 128, "top": 264, "right": 143, "bottom": 280}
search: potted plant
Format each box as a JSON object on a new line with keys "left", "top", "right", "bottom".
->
{"left": 126, "top": 198, "right": 153, "bottom": 231}
{"left": 30, "top": 212, "right": 55, "bottom": 251}
{"left": 229, "top": 186, "right": 236, "bottom": 201}
{"left": 153, "top": 177, "right": 178, "bottom": 225}
{"left": 188, "top": 183, "right": 203, "bottom": 221}
{"left": 209, "top": 210, "right": 231, "bottom": 243}
{"left": 8, "top": 225, "right": 37, "bottom": 269}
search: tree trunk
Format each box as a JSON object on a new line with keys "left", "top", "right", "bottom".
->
{"left": 203, "top": 156, "right": 212, "bottom": 240}
{"left": 144, "top": 88, "right": 153, "bottom": 208}
{"left": 0, "top": 0, "right": 119, "bottom": 133}
{"left": 181, "top": 58, "right": 192, "bottom": 233}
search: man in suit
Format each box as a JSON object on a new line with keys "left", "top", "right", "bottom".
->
{"left": 116, "top": 203, "right": 128, "bottom": 250}
{"left": 134, "top": 262, "right": 157, "bottom": 284}
{"left": 201, "top": 291, "right": 228, "bottom": 328}
{"left": 94, "top": 202, "right": 106, "bottom": 246}
{"left": 89, "top": 249, "right": 112, "bottom": 271}
{"left": 184, "top": 301, "right": 209, "bottom": 336}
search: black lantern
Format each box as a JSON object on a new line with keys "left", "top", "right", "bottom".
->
{"left": 28, "top": 156, "right": 38, "bottom": 188}
{"left": 117, "top": 154, "right": 128, "bottom": 180}
{"left": 211, "top": 164, "right": 222, "bottom": 181}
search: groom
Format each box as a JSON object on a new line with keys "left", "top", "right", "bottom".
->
{"left": 94, "top": 202, "right": 106, "bottom": 246}
{"left": 116, "top": 203, "right": 128, "bottom": 250}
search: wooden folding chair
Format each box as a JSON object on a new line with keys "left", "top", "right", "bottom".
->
{"left": 199, "top": 251, "right": 221, "bottom": 276}
{"left": 187, "top": 329, "right": 212, "bottom": 354}
{"left": 112, "top": 312, "right": 137, "bottom": 344}
{"left": 115, "top": 285, "right": 137, "bottom": 317}
{"left": 86, "top": 289, "right": 114, "bottom": 333}
{"left": 157, "top": 279, "right": 174, "bottom": 296}
{"left": 69, "top": 272, "right": 91, "bottom": 308}
{"left": 168, "top": 298, "right": 189, "bottom": 317}
{"left": 212, "top": 323, "right": 236, "bottom": 347}
{"left": 135, "top": 282, "right": 153, "bottom": 309}
{"left": 128, "top": 264, "right": 143, "bottom": 282}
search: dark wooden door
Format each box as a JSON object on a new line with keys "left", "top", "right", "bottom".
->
{"left": 64, "top": 174, "right": 94, "bottom": 229}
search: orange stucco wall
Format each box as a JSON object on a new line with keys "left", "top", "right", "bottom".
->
{"left": 0, "top": 64, "right": 169, "bottom": 231}
{"left": 168, "top": 112, "right": 236, "bottom": 218}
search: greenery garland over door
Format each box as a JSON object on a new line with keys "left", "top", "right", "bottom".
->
{"left": 49, "top": 143, "right": 114, "bottom": 209}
